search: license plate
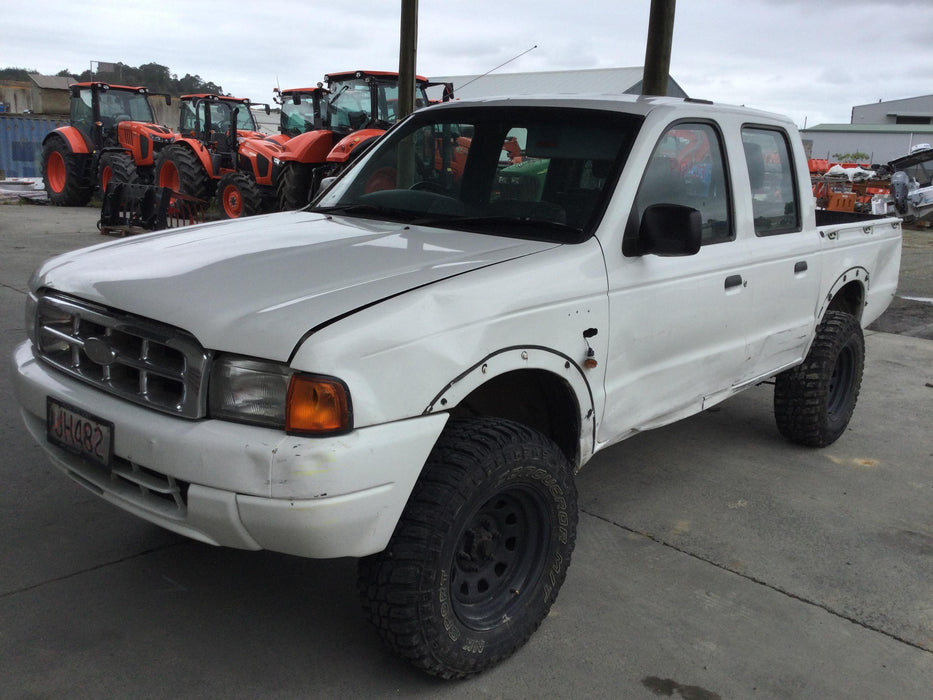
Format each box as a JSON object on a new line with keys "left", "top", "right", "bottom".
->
{"left": 47, "top": 398, "right": 114, "bottom": 467}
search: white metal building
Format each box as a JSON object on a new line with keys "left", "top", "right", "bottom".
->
{"left": 429, "top": 66, "right": 688, "bottom": 100}
{"left": 802, "top": 94, "right": 933, "bottom": 164}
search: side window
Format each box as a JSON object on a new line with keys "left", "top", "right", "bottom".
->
{"left": 742, "top": 126, "right": 800, "bottom": 235}
{"left": 71, "top": 88, "right": 93, "bottom": 127}
{"left": 633, "top": 122, "right": 732, "bottom": 244}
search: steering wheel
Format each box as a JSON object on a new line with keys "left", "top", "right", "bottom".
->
{"left": 409, "top": 180, "right": 446, "bottom": 194}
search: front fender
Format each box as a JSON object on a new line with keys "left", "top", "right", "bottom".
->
{"left": 277, "top": 130, "right": 334, "bottom": 164}
{"left": 424, "top": 346, "right": 598, "bottom": 467}
{"left": 327, "top": 129, "right": 385, "bottom": 164}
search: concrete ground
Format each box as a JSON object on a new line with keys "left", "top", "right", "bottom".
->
{"left": 1, "top": 203, "right": 931, "bottom": 698}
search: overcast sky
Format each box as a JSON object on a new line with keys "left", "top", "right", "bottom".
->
{"left": 4, "top": 0, "right": 933, "bottom": 128}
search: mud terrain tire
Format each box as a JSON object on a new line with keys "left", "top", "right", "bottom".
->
{"left": 358, "top": 417, "right": 578, "bottom": 679}
{"left": 774, "top": 310, "right": 864, "bottom": 447}
{"left": 42, "top": 138, "right": 93, "bottom": 207}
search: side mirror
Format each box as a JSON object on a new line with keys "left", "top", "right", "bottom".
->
{"left": 638, "top": 204, "right": 702, "bottom": 256}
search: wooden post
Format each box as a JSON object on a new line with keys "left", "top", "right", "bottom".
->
{"left": 642, "top": 0, "right": 676, "bottom": 96}
{"left": 397, "top": 0, "right": 419, "bottom": 120}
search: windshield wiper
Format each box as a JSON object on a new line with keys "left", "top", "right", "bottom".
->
{"left": 309, "top": 203, "right": 421, "bottom": 221}
{"left": 411, "top": 214, "right": 584, "bottom": 240}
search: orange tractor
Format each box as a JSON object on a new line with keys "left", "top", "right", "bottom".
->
{"left": 41, "top": 82, "right": 173, "bottom": 206}
{"left": 273, "top": 70, "right": 450, "bottom": 210}
{"left": 154, "top": 94, "right": 279, "bottom": 218}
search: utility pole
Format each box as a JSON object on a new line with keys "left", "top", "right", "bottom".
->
{"left": 398, "top": 0, "right": 418, "bottom": 120}
{"left": 642, "top": 0, "right": 675, "bottom": 96}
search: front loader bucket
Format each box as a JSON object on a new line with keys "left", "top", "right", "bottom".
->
{"left": 98, "top": 183, "right": 207, "bottom": 236}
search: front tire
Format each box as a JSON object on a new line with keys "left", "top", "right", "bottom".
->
{"left": 217, "top": 172, "right": 262, "bottom": 218}
{"left": 276, "top": 162, "right": 313, "bottom": 210}
{"left": 41, "top": 138, "right": 92, "bottom": 207}
{"left": 358, "top": 417, "right": 578, "bottom": 679}
{"left": 98, "top": 151, "right": 139, "bottom": 194}
{"left": 774, "top": 310, "right": 865, "bottom": 447}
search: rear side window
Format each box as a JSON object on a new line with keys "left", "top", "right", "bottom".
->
{"left": 742, "top": 126, "right": 801, "bottom": 235}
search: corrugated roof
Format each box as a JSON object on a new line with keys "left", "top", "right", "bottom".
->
{"left": 429, "top": 66, "right": 688, "bottom": 100}
{"left": 27, "top": 74, "right": 73, "bottom": 90}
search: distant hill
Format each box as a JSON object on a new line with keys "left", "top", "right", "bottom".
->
{"left": 1, "top": 63, "right": 223, "bottom": 96}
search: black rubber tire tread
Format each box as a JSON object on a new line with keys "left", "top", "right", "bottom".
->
{"left": 774, "top": 310, "right": 865, "bottom": 447}
{"left": 218, "top": 171, "right": 263, "bottom": 219}
{"left": 41, "top": 137, "right": 93, "bottom": 207}
{"left": 155, "top": 144, "right": 213, "bottom": 202}
{"left": 98, "top": 150, "right": 139, "bottom": 195}
{"left": 358, "top": 416, "right": 578, "bottom": 679}
{"left": 276, "top": 162, "right": 313, "bottom": 211}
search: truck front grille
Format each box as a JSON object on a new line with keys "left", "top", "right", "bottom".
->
{"left": 32, "top": 292, "right": 211, "bottom": 418}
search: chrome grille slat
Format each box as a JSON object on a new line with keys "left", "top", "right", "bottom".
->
{"left": 32, "top": 292, "right": 211, "bottom": 418}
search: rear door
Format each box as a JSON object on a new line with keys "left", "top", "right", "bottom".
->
{"left": 737, "top": 125, "right": 821, "bottom": 383}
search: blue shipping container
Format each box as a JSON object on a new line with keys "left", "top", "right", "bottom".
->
{"left": 0, "top": 115, "right": 68, "bottom": 178}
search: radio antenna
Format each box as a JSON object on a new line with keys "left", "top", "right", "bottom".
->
{"left": 457, "top": 44, "right": 538, "bottom": 92}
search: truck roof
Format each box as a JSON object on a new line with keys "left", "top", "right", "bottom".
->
{"left": 419, "top": 92, "right": 794, "bottom": 125}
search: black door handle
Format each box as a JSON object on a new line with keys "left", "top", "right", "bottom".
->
{"left": 795, "top": 261, "right": 808, "bottom": 273}
{"left": 725, "top": 274, "right": 743, "bottom": 289}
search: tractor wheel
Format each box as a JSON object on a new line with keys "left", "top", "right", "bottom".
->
{"left": 358, "top": 417, "right": 578, "bottom": 679}
{"left": 774, "top": 311, "right": 865, "bottom": 447}
{"left": 218, "top": 172, "right": 263, "bottom": 219}
{"left": 41, "top": 138, "right": 93, "bottom": 207}
{"left": 276, "top": 162, "right": 313, "bottom": 211}
{"left": 155, "top": 144, "right": 212, "bottom": 202}
{"left": 98, "top": 151, "right": 139, "bottom": 195}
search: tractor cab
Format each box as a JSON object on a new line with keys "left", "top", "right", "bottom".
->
{"left": 274, "top": 87, "right": 329, "bottom": 138}
{"left": 178, "top": 94, "right": 264, "bottom": 140}
{"left": 324, "top": 71, "right": 433, "bottom": 135}
{"left": 69, "top": 82, "right": 159, "bottom": 151}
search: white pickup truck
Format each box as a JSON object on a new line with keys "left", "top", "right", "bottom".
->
{"left": 13, "top": 94, "right": 901, "bottom": 678}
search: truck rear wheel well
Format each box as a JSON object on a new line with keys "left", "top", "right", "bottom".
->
{"left": 826, "top": 280, "right": 865, "bottom": 321}
{"left": 448, "top": 369, "right": 581, "bottom": 465}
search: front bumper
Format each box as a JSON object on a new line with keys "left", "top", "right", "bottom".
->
{"left": 12, "top": 340, "right": 448, "bottom": 558}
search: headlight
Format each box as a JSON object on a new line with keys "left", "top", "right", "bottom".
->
{"left": 209, "top": 355, "right": 352, "bottom": 435}
{"left": 24, "top": 293, "right": 38, "bottom": 345}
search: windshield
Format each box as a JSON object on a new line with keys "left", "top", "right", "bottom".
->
{"left": 97, "top": 88, "right": 154, "bottom": 125}
{"left": 281, "top": 92, "right": 325, "bottom": 136}
{"left": 313, "top": 106, "right": 640, "bottom": 242}
{"left": 328, "top": 77, "right": 373, "bottom": 131}
{"left": 181, "top": 100, "right": 257, "bottom": 133}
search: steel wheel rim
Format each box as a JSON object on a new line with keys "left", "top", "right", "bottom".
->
{"left": 159, "top": 162, "right": 179, "bottom": 190}
{"left": 450, "top": 485, "right": 549, "bottom": 630}
{"left": 47, "top": 151, "right": 67, "bottom": 192}
{"left": 223, "top": 185, "right": 242, "bottom": 217}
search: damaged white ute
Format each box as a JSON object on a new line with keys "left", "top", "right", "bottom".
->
{"left": 13, "top": 94, "right": 902, "bottom": 678}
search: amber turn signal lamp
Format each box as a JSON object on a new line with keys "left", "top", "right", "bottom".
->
{"left": 286, "top": 374, "right": 351, "bottom": 435}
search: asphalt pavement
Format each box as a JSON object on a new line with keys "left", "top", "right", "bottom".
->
{"left": 1, "top": 202, "right": 931, "bottom": 698}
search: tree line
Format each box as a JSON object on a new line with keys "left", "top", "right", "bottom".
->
{"left": 1, "top": 63, "right": 223, "bottom": 96}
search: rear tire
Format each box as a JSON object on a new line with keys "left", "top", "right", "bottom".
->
{"left": 276, "top": 162, "right": 313, "bottom": 210}
{"left": 155, "top": 144, "right": 212, "bottom": 202}
{"left": 42, "top": 138, "right": 92, "bottom": 207}
{"left": 98, "top": 151, "right": 138, "bottom": 195}
{"left": 774, "top": 311, "right": 864, "bottom": 447}
{"left": 358, "top": 417, "right": 578, "bottom": 679}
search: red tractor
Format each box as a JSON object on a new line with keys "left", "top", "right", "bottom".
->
{"left": 273, "top": 70, "right": 449, "bottom": 210}
{"left": 154, "top": 94, "right": 279, "bottom": 218}
{"left": 41, "top": 82, "right": 173, "bottom": 206}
